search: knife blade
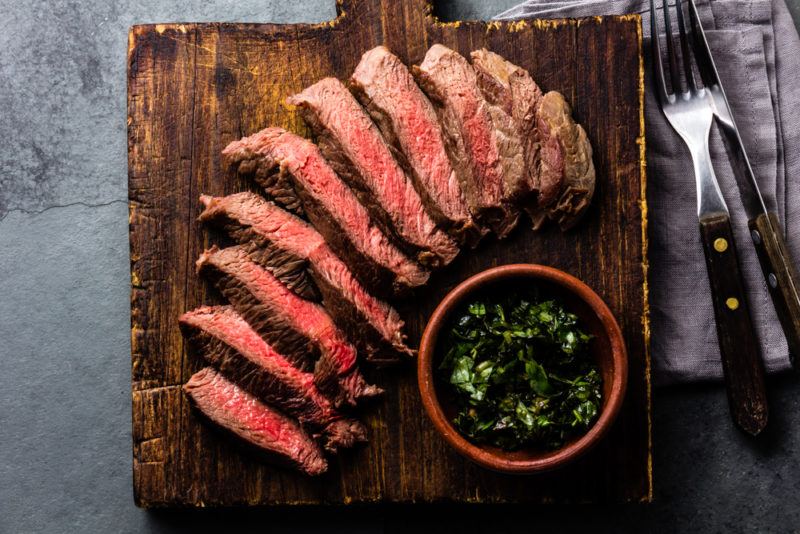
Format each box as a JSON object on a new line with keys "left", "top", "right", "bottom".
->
{"left": 688, "top": 0, "right": 800, "bottom": 366}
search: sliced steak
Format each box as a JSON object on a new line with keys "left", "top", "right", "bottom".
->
{"left": 531, "top": 108, "right": 567, "bottom": 229}
{"left": 199, "top": 193, "right": 318, "bottom": 301}
{"left": 350, "top": 46, "right": 483, "bottom": 247}
{"left": 234, "top": 155, "right": 304, "bottom": 216}
{"left": 223, "top": 127, "right": 429, "bottom": 297}
{"left": 413, "top": 44, "right": 523, "bottom": 237}
{"left": 180, "top": 306, "right": 367, "bottom": 452}
{"left": 470, "top": 49, "right": 543, "bottom": 204}
{"left": 198, "top": 194, "right": 318, "bottom": 301}
{"left": 287, "top": 77, "right": 460, "bottom": 267}
{"left": 537, "top": 91, "right": 596, "bottom": 230}
{"left": 184, "top": 367, "right": 328, "bottom": 476}
{"left": 470, "top": 50, "right": 593, "bottom": 230}
{"left": 199, "top": 192, "right": 414, "bottom": 362}
{"left": 196, "top": 245, "right": 381, "bottom": 407}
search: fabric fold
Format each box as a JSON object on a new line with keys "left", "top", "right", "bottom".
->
{"left": 495, "top": 0, "right": 799, "bottom": 383}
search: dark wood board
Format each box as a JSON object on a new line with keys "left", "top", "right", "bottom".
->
{"left": 128, "top": 0, "right": 650, "bottom": 506}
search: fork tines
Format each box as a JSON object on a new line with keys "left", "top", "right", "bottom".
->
{"left": 650, "top": 0, "right": 720, "bottom": 101}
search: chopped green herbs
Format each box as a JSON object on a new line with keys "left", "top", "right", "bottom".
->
{"left": 439, "top": 294, "right": 602, "bottom": 450}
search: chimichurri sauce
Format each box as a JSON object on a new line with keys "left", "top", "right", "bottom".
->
{"left": 439, "top": 293, "right": 602, "bottom": 450}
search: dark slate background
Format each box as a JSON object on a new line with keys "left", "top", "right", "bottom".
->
{"left": 1, "top": 1, "right": 799, "bottom": 532}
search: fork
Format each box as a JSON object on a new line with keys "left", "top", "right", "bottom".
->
{"left": 650, "top": 0, "right": 768, "bottom": 435}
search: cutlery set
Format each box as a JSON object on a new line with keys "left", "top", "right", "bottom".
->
{"left": 651, "top": 0, "right": 800, "bottom": 434}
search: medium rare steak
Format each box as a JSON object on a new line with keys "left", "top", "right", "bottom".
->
{"left": 199, "top": 192, "right": 319, "bottom": 301}
{"left": 199, "top": 192, "right": 414, "bottom": 362}
{"left": 413, "top": 44, "right": 523, "bottom": 238}
{"left": 537, "top": 91, "right": 596, "bottom": 230}
{"left": 180, "top": 306, "right": 366, "bottom": 452}
{"left": 350, "top": 46, "right": 483, "bottom": 247}
{"left": 196, "top": 245, "right": 381, "bottom": 407}
{"left": 287, "top": 77, "right": 460, "bottom": 267}
{"left": 223, "top": 127, "right": 429, "bottom": 297}
{"left": 184, "top": 367, "right": 328, "bottom": 476}
{"left": 199, "top": 194, "right": 318, "bottom": 301}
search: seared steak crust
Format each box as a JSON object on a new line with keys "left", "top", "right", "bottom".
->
{"left": 180, "top": 306, "right": 367, "bottom": 452}
{"left": 470, "top": 50, "right": 593, "bottom": 230}
{"left": 351, "top": 46, "right": 483, "bottom": 247}
{"left": 223, "top": 128, "right": 429, "bottom": 297}
{"left": 287, "top": 77, "right": 459, "bottom": 267}
{"left": 199, "top": 194, "right": 318, "bottom": 301}
{"left": 537, "top": 91, "right": 596, "bottom": 229}
{"left": 199, "top": 192, "right": 414, "bottom": 362}
{"left": 471, "top": 50, "right": 542, "bottom": 201}
{"left": 414, "top": 44, "right": 522, "bottom": 238}
{"left": 196, "top": 245, "right": 381, "bottom": 407}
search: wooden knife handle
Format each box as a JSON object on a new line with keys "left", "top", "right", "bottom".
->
{"left": 700, "top": 213, "right": 768, "bottom": 435}
{"left": 748, "top": 212, "right": 800, "bottom": 367}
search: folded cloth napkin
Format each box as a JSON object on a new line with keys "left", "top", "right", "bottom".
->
{"left": 495, "top": 0, "right": 800, "bottom": 384}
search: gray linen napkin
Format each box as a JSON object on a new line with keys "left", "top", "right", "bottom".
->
{"left": 494, "top": 0, "right": 800, "bottom": 383}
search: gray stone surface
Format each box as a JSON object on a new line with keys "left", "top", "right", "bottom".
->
{"left": 0, "top": 1, "right": 798, "bottom": 532}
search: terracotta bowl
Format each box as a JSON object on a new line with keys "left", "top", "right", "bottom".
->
{"left": 417, "top": 264, "right": 628, "bottom": 474}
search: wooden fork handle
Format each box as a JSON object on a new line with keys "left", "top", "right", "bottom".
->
{"left": 748, "top": 212, "right": 800, "bottom": 367}
{"left": 699, "top": 213, "right": 768, "bottom": 435}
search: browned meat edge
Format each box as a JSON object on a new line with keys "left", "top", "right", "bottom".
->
{"left": 223, "top": 132, "right": 429, "bottom": 299}
{"left": 412, "top": 45, "right": 522, "bottom": 238}
{"left": 196, "top": 246, "right": 381, "bottom": 408}
{"left": 198, "top": 201, "right": 319, "bottom": 301}
{"left": 180, "top": 306, "right": 367, "bottom": 452}
{"left": 350, "top": 47, "right": 484, "bottom": 247}
{"left": 199, "top": 193, "right": 415, "bottom": 363}
{"left": 471, "top": 49, "right": 542, "bottom": 204}
{"left": 184, "top": 367, "right": 328, "bottom": 476}
{"left": 538, "top": 91, "right": 596, "bottom": 230}
{"left": 288, "top": 79, "right": 459, "bottom": 268}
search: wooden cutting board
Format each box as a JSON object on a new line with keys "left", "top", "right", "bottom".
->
{"left": 128, "top": 0, "right": 650, "bottom": 506}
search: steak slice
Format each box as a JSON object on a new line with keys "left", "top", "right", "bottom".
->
{"left": 199, "top": 192, "right": 414, "bottom": 362}
{"left": 537, "top": 91, "right": 596, "bottom": 230}
{"left": 199, "top": 192, "right": 318, "bottom": 301}
{"left": 287, "top": 77, "right": 460, "bottom": 267}
{"left": 350, "top": 46, "right": 484, "bottom": 247}
{"left": 470, "top": 50, "right": 543, "bottom": 204}
{"left": 470, "top": 50, "right": 565, "bottom": 229}
{"left": 531, "top": 104, "right": 568, "bottom": 229}
{"left": 198, "top": 194, "right": 318, "bottom": 301}
{"left": 180, "top": 306, "right": 367, "bottom": 452}
{"left": 184, "top": 367, "right": 328, "bottom": 476}
{"left": 196, "top": 245, "right": 381, "bottom": 407}
{"left": 413, "top": 44, "right": 523, "bottom": 238}
{"left": 223, "top": 127, "right": 429, "bottom": 297}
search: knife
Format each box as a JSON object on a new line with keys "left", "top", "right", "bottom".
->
{"left": 687, "top": 0, "right": 800, "bottom": 366}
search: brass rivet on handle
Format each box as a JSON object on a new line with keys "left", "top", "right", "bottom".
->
{"left": 726, "top": 297, "right": 740, "bottom": 310}
{"left": 713, "top": 238, "right": 728, "bottom": 252}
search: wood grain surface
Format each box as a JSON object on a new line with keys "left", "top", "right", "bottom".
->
{"left": 128, "top": 0, "right": 650, "bottom": 506}
{"left": 749, "top": 212, "right": 800, "bottom": 366}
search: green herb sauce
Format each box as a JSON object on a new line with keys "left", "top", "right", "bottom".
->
{"left": 439, "top": 294, "right": 602, "bottom": 450}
